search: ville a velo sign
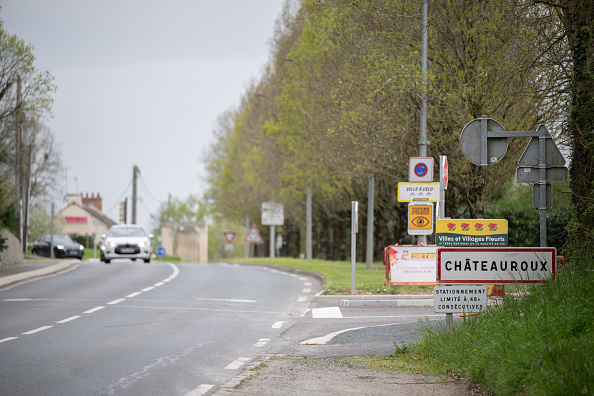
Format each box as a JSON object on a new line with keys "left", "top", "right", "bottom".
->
{"left": 437, "top": 247, "right": 556, "bottom": 284}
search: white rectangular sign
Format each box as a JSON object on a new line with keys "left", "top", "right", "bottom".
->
{"left": 434, "top": 285, "right": 488, "bottom": 313}
{"left": 386, "top": 245, "right": 437, "bottom": 286}
{"left": 437, "top": 247, "right": 556, "bottom": 284}
{"left": 397, "top": 183, "right": 440, "bottom": 202}
{"left": 261, "top": 202, "right": 284, "bottom": 226}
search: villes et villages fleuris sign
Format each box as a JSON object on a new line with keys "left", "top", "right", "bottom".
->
{"left": 436, "top": 219, "right": 508, "bottom": 247}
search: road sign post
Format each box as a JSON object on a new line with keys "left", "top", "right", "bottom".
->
{"left": 459, "top": 118, "right": 567, "bottom": 247}
{"left": 262, "top": 202, "right": 284, "bottom": 259}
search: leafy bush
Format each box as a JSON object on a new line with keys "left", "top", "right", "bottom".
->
{"left": 485, "top": 181, "right": 570, "bottom": 250}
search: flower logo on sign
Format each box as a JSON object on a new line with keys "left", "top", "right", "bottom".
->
{"left": 447, "top": 223, "right": 456, "bottom": 231}
{"left": 461, "top": 223, "right": 470, "bottom": 231}
{"left": 475, "top": 223, "right": 484, "bottom": 231}
{"left": 488, "top": 223, "right": 498, "bottom": 232}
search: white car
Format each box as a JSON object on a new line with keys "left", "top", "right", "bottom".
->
{"left": 100, "top": 225, "right": 153, "bottom": 264}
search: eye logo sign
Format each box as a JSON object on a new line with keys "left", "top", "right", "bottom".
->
{"left": 411, "top": 216, "right": 429, "bottom": 227}
{"left": 408, "top": 203, "right": 433, "bottom": 235}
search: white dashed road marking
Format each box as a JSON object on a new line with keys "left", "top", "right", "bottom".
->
{"left": 141, "top": 286, "right": 154, "bottom": 292}
{"left": 0, "top": 337, "right": 18, "bottom": 343}
{"left": 56, "top": 316, "right": 80, "bottom": 324}
{"left": 272, "top": 321, "right": 286, "bottom": 329}
{"left": 23, "top": 326, "right": 52, "bottom": 335}
{"left": 225, "top": 357, "right": 250, "bottom": 370}
{"left": 107, "top": 298, "right": 126, "bottom": 305}
{"left": 297, "top": 296, "right": 307, "bottom": 302}
{"left": 84, "top": 306, "right": 105, "bottom": 314}
{"left": 185, "top": 384, "right": 215, "bottom": 396}
{"left": 126, "top": 292, "right": 142, "bottom": 298}
{"left": 253, "top": 338, "right": 270, "bottom": 347}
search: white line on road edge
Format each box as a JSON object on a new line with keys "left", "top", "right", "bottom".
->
{"left": 302, "top": 288, "right": 311, "bottom": 293}
{"left": 272, "top": 321, "right": 286, "bottom": 329}
{"left": 107, "top": 298, "right": 126, "bottom": 305}
{"left": 84, "top": 306, "right": 105, "bottom": 314}
{"left": 253, "top": 339, "right": 270, "bottom": 347}
{"left": 300, "top": 320, "right": 440, "bottom": 345}
{"left": 141, "top": 287, "right": 154, "bottom": 292}
{"left": 126, "top": 292, "right": 142, "bottom": 298}
{"left": 23, "top": 326, "right": 53, "bottom": 335}
{"left": 56, "top": 316, "right": 81, "bottom": 324}
{"left": 224, "top": 357, "right": 250, "bottom": 370}
{"left": 0, "top": 337, "right": 18, "bottom": 343}
{"left": 194, "top": 298, "right": 257, "bottom": 303}
{"left": 153, "top": 282, "right": 165, "bottom": 287}
{"left": 312, "top": 307, "right": 343, "bottom": 319}
{"left": 185, "top": 384, "right": 214, "bottom": 396}
{"left": 297, "top": 296, "right": 307, "bottom": 302}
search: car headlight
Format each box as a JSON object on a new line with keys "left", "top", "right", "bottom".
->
{"left": 101, "top": 246, "right": 106, "bottom": 251}
{"left": 56, "top": 245, "right": 64, "bottom": 250}
{"left": 139, "top": 241, "right": 146, "bottom": 248}
{"left": 109, "top": 241, "right": 116, "bottom": 248}
{"left": 79, "top": 245, "right": 84, "bottom": 250}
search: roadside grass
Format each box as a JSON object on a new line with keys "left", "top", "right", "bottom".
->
{"left": 402, "top": 264, "right": 594, "bottom": 395}
{"left": 228, "top": 257, "right": 433, "bottom": 295}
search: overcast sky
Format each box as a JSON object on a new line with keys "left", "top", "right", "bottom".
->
{"left": 1, "top": 0, "right": 287, "bottom": 229}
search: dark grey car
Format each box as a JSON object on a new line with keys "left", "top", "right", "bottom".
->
{"left": 31, "top": 234, "right": 85, "bottom": 259}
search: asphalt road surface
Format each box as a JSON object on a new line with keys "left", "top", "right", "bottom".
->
{"left": 0, "top": 260, "right": 321, "bottom": 396}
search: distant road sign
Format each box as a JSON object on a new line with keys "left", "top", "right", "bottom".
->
{"left": 408, "top": 203, "right": 433, "bottom": 235}
{"left": 261, "top": 202, "right": 284, "bottom": 226}
{"left": 518, "top": 126, "right": 566, "bottom": 167}
{"left": 409, "top": 157, "right": 434, "bottom": 182}
{"left": 156, "top": 246, "right": 166, "bottom": 257}
{"left": 244, "top": 225, "right": 264, "bottom": 244}
{"left": 437, "top": 247, "right": 556, "bottom": 284}
{"left": 223, "top": 231, "right": 236, "bottom": 244}
{"left": 398, "top": 182, "right": 440, "bottom": 202}
{"left": 516, "top": 167, "right": 568, "bottom": 183}
{"left": 460, "top": 117, "right": 508, "bottom": 166}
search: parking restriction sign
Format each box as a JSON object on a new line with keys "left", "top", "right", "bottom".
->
{"left": 409, "top": 157, "right": 434, "bottom": 182}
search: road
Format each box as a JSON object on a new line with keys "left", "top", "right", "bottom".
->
{"left": 0, "top": 260, "right": 321, "bottom": 396}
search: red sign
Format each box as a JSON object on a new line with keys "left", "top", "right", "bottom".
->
{"left": 64, "top": 216, "right": 88, "bottom": 223}
{"left": 223, "top": 231, "right": 236, "bottom": 244}
{"left": 244, "top": 225, "right": 264, "bottom": 244}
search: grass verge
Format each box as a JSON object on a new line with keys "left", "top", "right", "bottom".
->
{"left": 227, "top": 257, "right": 433, "bottom": 295}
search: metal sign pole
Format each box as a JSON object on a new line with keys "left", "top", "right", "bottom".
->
{"left": 539, "top": 136, "right": 547, "bottom": 247}
{"left": 351, "top": 201, "right": 358, "bottom": 294}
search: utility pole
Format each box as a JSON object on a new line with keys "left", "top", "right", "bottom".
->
{"left": 132, "top": 165, "right": 139, "bottom": 224}
{"left": 306, "top": 182, "right": 312, "bottom": 261}
{"left": 14, "top": 76, "right": 22, "bottom": 246}
{"left": 366, "top": 174, "right": 374, "bottom": 269}
{"left": 418, "top": 0, "right": 429, "bottom": 246}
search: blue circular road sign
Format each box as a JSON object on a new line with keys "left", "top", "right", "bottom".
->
{"left": 414, "top": 163, "right": 428, "bottom": 177}
{"left": 156, "top": 246, "right": 166, "bottom": 257}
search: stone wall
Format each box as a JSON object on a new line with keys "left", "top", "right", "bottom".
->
{"left": 0, "top": 229, "right": 24, "bottom": 267}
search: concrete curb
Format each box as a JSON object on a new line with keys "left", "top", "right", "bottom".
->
{"left": 0, "top": 260, "right": 81, "bottom": 289}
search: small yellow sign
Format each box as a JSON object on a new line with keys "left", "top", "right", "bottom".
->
{"left": 408, "top": 203, "right": 433, "bottom": 235}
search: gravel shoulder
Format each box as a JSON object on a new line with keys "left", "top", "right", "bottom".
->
{"left": 218, "top": 355, "right": 478, "bottom": 396}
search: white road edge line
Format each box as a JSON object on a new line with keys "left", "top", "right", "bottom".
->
{"left": 185, "top": 384, "right": 215, "bottom": 396}
{"left": 107, "top": 298, "right": 126, "bottom": 305}
{"left": 297, "top": 296, "right": 307, "bottom": 302}
{"left": 224, "top": 357, "right": 250, "bottom": 370}
{"left": 141, "top": 287, "right": 154, "bottom": 292}
{"left": 272, "top": 321, "right": 286, "bottom": 329}
{"left": 23, "top": 326, "right": 53, "bottom": 335}
{"left": 126, "top": 292, "right": 142, "bottom": 298}
{"left": 0, "top": 337, "right": 18, "bottom": 343}
{"left": 302, "top": 288, "right": 311, "bottom": 293}
{"left": 84, "top": 306, "right": 105, "bottom": 314}
{"left": 312, "top": 307, "right": 343, "bottom": 318}
{"left": 154, "top": 282, "right": 165, "bottom": 287}
{"left": 253, "top": 338, "right": 270, "bottom": 347}
{"left": 56, "top": 316, "right": 81, "bottom": 324}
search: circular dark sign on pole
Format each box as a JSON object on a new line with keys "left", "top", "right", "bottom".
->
{"left": 460, "top": 118, "right": 508, "bottom": 166}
